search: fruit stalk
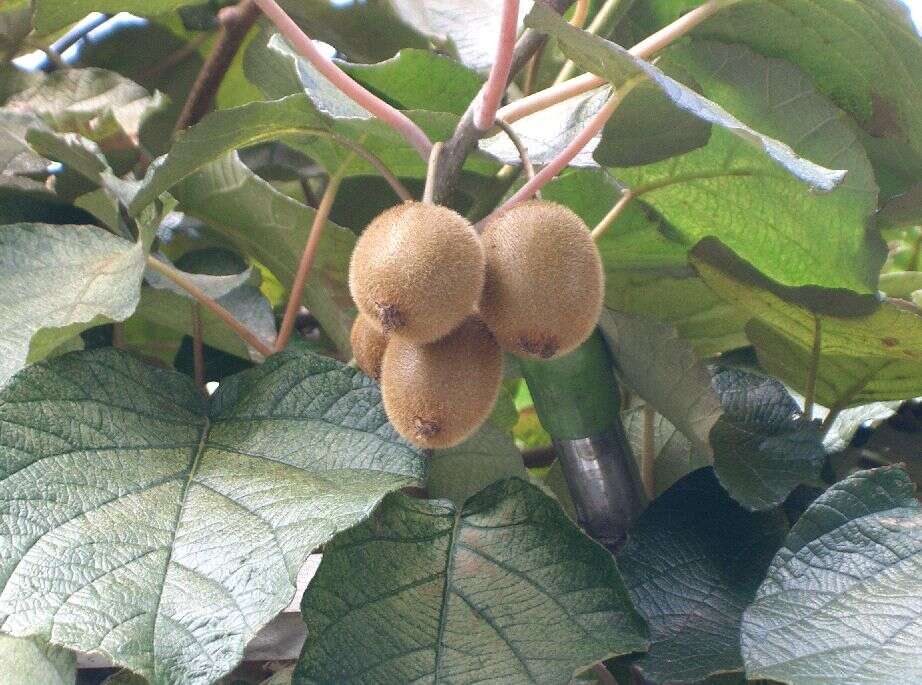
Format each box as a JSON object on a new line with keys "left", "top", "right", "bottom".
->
{"left": 521, "top": 331, "right": 647, "bottom": 552}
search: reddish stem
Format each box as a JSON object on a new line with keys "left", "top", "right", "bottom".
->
{"left": 251, "top": 0, "right": 432, "bottom": 159}
{"left": 474, "top": 0, "right": 520, "bottom": 131}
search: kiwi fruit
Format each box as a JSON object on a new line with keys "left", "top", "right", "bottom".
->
{"left": 479, "top": 200, "right": 604, "bottom": 359}
{"left": 350, "top": 314, "right": 388, "bottom": 380}
{"left": 381, "top": 317, "right": 502, "bottom": 449}
{"left": 349, "top": 202, "right": 485, "bottom": 344}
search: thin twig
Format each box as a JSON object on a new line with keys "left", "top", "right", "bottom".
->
{"left": 422, "top": 142, "right": 444, "bottom": 205}
{"left": 191, "top": 303, "right": 206, "bottom": 389}
{"left": 500, "top": 0, "right": 725, "bottom": 124}
{"left": 252, "top": 0, "right": 432, "bottom": 159}
{"left": 819, "top": 407, "right": 843, "bottom": 436}
{"left": 327, "top": 132, "right": 414, "bottom": 202}
{"left": 642, "top": 404, "right": 656, "bottom": 499}
{"left": 486, "top": 77, "right": 643, "bottom": 222}
{"left": 275, "top": 155, "right": 354, "bottom": 351}
{"left": 111, "top": 323, "right": 125, "bottom": 350}
{"left": 175, "top": 0, "right": 261, "bottom": 133}
{"left": 803, "top": 316, "right": 822, "bottom": 421}
{"left": 591, "top": 188, "right": 634, "bottom": 240}
{"left": 474, "top": 0, "right": 520, "bottom": 131}
{"left": 494, "top": 118, "right": 537, "bottom": 187}
{"left": 146, "top": 255, "right": 275, "bottom": 358}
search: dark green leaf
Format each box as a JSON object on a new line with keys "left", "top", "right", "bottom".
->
{"left": 710, "top": 367, "right": 826, "bottom": 511}
{"left": 33, "top": 0, "right": 194, "bottom": 33}
{"left": 0, "top": 347, "right": 424, "bottom": 684}
{"left": 618, "top": 468, "right": 787, "bottom": 684}
{"left": 741, "top": 466, "right": 922, "bottom": 684}
{"left": 295, "top": 479, "right": 648, "bottom": 684}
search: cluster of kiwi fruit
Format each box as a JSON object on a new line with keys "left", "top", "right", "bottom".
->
{"left": 348, "top": 199, "right": 603, "bottom": 449}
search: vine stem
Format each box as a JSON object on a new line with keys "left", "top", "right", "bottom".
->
{"left": 175, "top": 0, "right": 260, "bottom": 133}
{"left": 591, "top": 188, "right": 635, "bottom": 240}
{"left": 569, "top": 0, "right": 590, "bottom": 29}
{"left": 145, "top": 256, "right": 275, "bottom": 358}
{"left": 422, "top": 143, "right": 444, "bottom": 204}
{"left": 275, "top": 154, "right": 354, "bottom": 352}
{"left": 251, "top": 0, "right": 432, "bottom": 159}
{"left": 473, "top": 0, "right": 520, "bottom": 131}
{"left": 485, "top": 76, "right": 643, "bottom": 222}
{"left": 498, "top": 0, "right": 725, "bottom": 124}
{"left": 494, "top": 118, "right": 537, "bottom": 187}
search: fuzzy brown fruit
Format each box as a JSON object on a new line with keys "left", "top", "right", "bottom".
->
{"left": 349, "top": 202, "right": 485, "bottom": 344}
{"left": 381, "top": 317, "right": 502, "bottom": 449}
{"left": 479, "top": 200, "right": 604, "bottom": 359}
{"left": 350, "top": 314, "right": 388, "bottom": 380}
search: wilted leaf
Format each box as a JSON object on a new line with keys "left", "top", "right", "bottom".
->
{"left": 0, "top": 347, "right": 424, "bottom": 684}
{"left": 618, "top": 468, "right": 786, "bottom": 684}
{"left": 295, "top": 479, "right": 648, "bottom": 684}
{"left": 741, "top": 466, "right": 922, "bottom": 684}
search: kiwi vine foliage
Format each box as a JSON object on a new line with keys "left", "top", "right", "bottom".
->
{"left": 0, "top": 1, "right": 921, "bottom": 684}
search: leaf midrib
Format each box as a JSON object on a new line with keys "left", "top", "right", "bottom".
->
{"left": 150, "top": 415, "right": 210, "bottom": 682}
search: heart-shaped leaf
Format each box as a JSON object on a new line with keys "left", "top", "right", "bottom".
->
{"left": 295, "top": 478, "right": 648, "bottom": 684}
{"left": 0, "top": 347, "right": 424, "bottom": 684}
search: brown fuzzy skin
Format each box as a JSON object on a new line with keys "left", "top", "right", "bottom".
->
{"left": 381, "top": 317, "right": 502, "bottom": 449}
{"left": 479, "top": 200, "right": 604, "bottom": 360}
{"left": 349, "top": 202, "right": 485, "bottom": 344}
{"left": 350, "top": 314, "right": 388, "bottom": 380}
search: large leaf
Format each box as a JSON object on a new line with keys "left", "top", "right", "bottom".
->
{"left": 294, "top": 478, "right": 648, "bottom": 684}
{"left": 618, "top": 468, "right": 786, "bottom": 684}
{"left": 741, "top": 466, "right": 922, "bottom": 684}
{"left": 638, "top": 0, "right": 922, "bottom": 184}
{"left": 543, "top": 169, "right": 749, "bottom": 355}
{"left": 168, "top": 153, "right": 355, "bottom": 354}
{"left": 0, "top": 0, "right": 31, "bottom": 60}
{"left": 0, "top": 223, "right": 146, "bottom": 387}
{"left": 526, "top": 3, "right": 847, "bottom": 191}
{"left": 693, "top": 244, "right": 922, "bottom": 408}
{"left": 0, "top": 347, "right": 424, "bottom": 684}
{"left": 0, "top": 635, "right": 75, "bottom": 685}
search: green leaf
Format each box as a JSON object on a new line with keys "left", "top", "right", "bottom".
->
{"left": 543, "top": 169, "right": 749, "bottom": 356}
{"left": 0, "top": 635, "right": 75, "bottom": 685}
{"left": 741, "top": 466, "right": 922, "bottom": 684}
{"left": 693, "top": 244, "right": 922, "bottom": 408}
{"left": 340, "top": 49, "right": 483, "bottom": 117}
{"left": 243, "top": 33, "right": 497, "bottom": 183}
{"left": 710, "top": 367, "right": 825, "bottom": 511}
{"left": 294, "top": 479, "right": 648, "bottom": 684}
{"left": 168, "top": 153, "right": 355, "bottom": 354}
{"left": 618, "top": 468, "right": 786, "bottom": 684}
{"left": 0, "top": 347, "right": 424, "bottom": 684}
{"left": 612, "top": 40, "right": 879, "bottom": 296}
{"left": 526, "top": 3, "right": 848, "bottom": 191}
{"left": 0, "top": 0, "right": 32, "bottom": 60}
{"left": 0, "top": 110, "right": 48, "bottom": 175}
{"left": 599, "top": 310, "right": 723, "bottom": 458}
{"left": 33, "top": 0, "right": 195, "bottom": 33}
{"left": 6, "top": 68, "right": 164, "bottom": 148}
{"left": 0, "top": 176, "right": 96, "bottom": 226}
{"left": 0, "top": 223, "right": 146, "bottom": 387}
{"left": 638, "top": 0, "right": 922, "bottom": 183}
